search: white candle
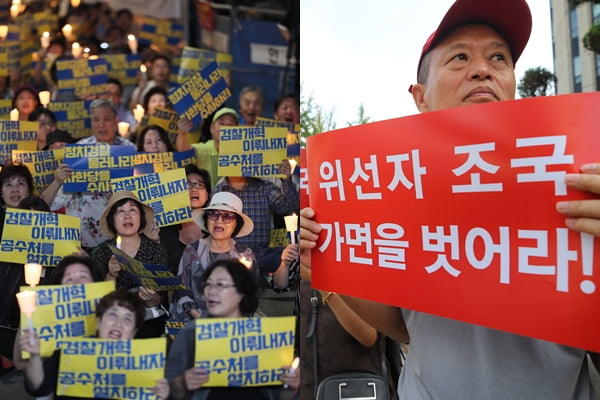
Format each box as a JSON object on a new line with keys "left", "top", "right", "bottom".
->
{"left": 10, "top": 4, "right": 19, "bottom": 19}
{"left": 127, "top": 34, "right": 138, "bottom": 55}
{"left": 16, "top": 290, "right": 37, "bottom": 315}
{"left": 284, "top": 213, "right": 298, "bottom": 244}
{"left": 239, "top": 256, "right": 252, "bottom": 269}
{"left": 0, "top": 25, "right": 8, "bottom": 40}
{"left": 16, "top": 290, "right": 37, "bottom": 346}
{"left": 283, "top": 357, "right": 300, "bottom": 389}
{"left": 71, "top": 42, "right": 82, "bottom": 58}
{"left": 288, "top": 159, "right": 298, "bottom": 174}
{"left": 140, "top": 64, "right": 147, "bottom": 79}
{"left": 133, "top": 104, "right": 145, "bottom": 123}
{"left": 10, "top": 108, "right": 19, "bottom": 121}
{"left": 38, "top": 90, "right": 51, "bottom": 107}
{"left": 118, "top": 122, "right": 130, "bottom": 137}
{"left": 62, "top": 24, "right": 73, "bottom": 41}
{"left": 40, "top": 31, "right": 50, "bottom": 49}
{"left": 24, "top": 263, "right": 42, "bottom": 286}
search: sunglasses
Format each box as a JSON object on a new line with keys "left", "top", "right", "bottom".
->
{"left": 206, "top": 210, "right": 236, "bottom": 224}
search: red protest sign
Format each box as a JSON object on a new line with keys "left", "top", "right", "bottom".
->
{"left": 307, "top": 92, "right": 600, "bottom": 352}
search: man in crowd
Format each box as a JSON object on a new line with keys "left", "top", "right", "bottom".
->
{"left": 238, "top": 85, "right": 264, "bottom": 126}
{"left": 300, "top": 0, "right": 600, "bottom": 398}
{"left": 43, "top": 99, "right": 135, "bottom": 250}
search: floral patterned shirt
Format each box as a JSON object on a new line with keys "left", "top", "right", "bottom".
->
{"left": 50, "top": 135, "right": 134, "bottom": 248}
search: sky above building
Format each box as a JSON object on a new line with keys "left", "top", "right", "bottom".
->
{"left": 301, "top": 0, "right": 554, "bottom": 127}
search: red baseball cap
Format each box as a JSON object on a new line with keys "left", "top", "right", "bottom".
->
{"left": 411, "top": 0, "right": 532, "bottom": 91}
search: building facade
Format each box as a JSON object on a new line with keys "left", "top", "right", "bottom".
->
{"left": 552, "top": 0, "right": 600, "bottom": 93}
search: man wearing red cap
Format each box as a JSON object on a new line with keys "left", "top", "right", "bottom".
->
{"left": 301, "top": 0, "right": 600, "bottom": 398}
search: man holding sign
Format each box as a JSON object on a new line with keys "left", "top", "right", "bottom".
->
{"left": 301, "top": 0, "right": 600, "bottom": 398}
{"left": 43, "top": 99, "right": 135, "bottom": 249}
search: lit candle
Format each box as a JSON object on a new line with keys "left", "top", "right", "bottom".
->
{"left": 140, "top": 64, "right": 147, "bottom": 79}
{"left": 24, "top": 263, "right": 42, "bottom": 286}
{"left": 239, "top": 256, "right": 252, "bottom": 269}
{"left": 38, "top": 90, "right": 51, "bottom": 108}
{"left": 116, "top": 235, "right": 122, "bottom": 250}
{"left": 71, "top": 0, "right": 81, "bottom": 7}
{"left": 40, "top": 31, "right": 50, "bottom": 49}
{"left": 16, "top": 290, "right": 37, "bottom": 345}
{"left": 10, "top": 108, "right": 19, "bottom": 121}
{"left": 62, "top": 24, "right": 73, "bottom": 41}
{"left": 127, "top": 34, "right": 138, "bottom": 55}
{"left": 118, "top": 122, "right": 130, "bottom": 137}
{"left": 283, "top": 357, "right": 300, "bottom": 389}
{"left": 284, "top": 213, "right": 298, "bottom": 244}
{"left": 133, "top": 104, "right": 145, "bottom": 123}
{"left": 0, "top": 25, "right": 8, "bottom": 40}
{"left": 288, "top": 158, "right": 298, "bottom": 174}
{"left": 71, "top": 42, "right": 82, "bottom": 58}
{"left": 10, "top": 4, "right": 19, "bottom": 19}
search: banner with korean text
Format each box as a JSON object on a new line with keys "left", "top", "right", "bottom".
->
{"left": 111, "top": 168, "right": 192, "bottom": 227}
{"left": 167, "top": 61, "right": 230, "bottom": 129}
{"left": 0, "top": 99, "right": 11, "bottom": 117}
{"left": 20, "top": 281, "right": 115, "bottom": 358}
{"left": 110, "top": 246, "right": 183, "bottom": 291}
{"left": 63, "top": 144, "right": 136, "bottom": 192}
{"left": 299, "top": 148, "right": 308, "bottom": 209}
{"left": 56, "top": 337, "right": 166, "bottom": 400}
{"left": 138, "top": 16, "right": 184, "bottom": 52}
{"left": 256, "top": 117, "right": 300, "bottom": 160}
{"left": 194, "top": 317, "right": 294, "bottom": 387}
{"left": 0, "top": 208, "right": 80, "bottom": 266}
{"left": 56, "top": 58, "right": 108, "bottom": 99}
{"left": 100, "top": 54, "right": 142, "bottom": 86}
{"left": 13, "top": 148, "right": 65, "bottom": 193}
{"left": 178, "top": 46, "right": 232, "bottom": 84}
{"left": 0, "top": 120, "right": 37, "bottom": 164}
{"left": 307, "top": 92, "right": 600, "bottom": 352}
{"left": 218, "top": 126, "right": 287, "bottom": 178}
{"left": 49, "top": 100, "right": 92, "bottom": 139}
{"left": 133, "top": 149, "right": 195, "bottom": 175}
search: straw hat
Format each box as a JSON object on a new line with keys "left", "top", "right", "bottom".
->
{"left": 100, "top": 190, "right": 155, "bottom": 238}
{"left": 193, "top": 192, "right": 253, "bottom": 237}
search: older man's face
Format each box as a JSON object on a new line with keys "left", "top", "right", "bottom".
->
{"left": 412, "top": 24, "right": 516, "bottom": 112}
{"left": 239, "top": 91, "right": 264, "bottom": 126}
{"left": 91, "top": 105, "right": 118, "bottom": 143}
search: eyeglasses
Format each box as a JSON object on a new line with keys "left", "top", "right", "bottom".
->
{"left": 39, "top": 120, "right": 56, "bottom": 127}
{"left": 206, "top": 210, "right": 236, "bottom": 224}
{"left": 187, "top": 181, "right": 206, "bottom": 190}
{"left": 203, "top": 281, "right": 236, "bottom": 292}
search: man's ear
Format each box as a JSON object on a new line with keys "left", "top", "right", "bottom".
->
{"left": 410, "top": 83, "right": 429, "bottom": 113}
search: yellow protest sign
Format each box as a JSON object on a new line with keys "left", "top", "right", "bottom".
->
{"left": 194, "top": 317, "right": 295, "bottom": 387}
{"left": 49, "top": 100, "right": 91, "bottom": 139}
{"left": 218, "top": 126, "right": 287, "bottom": 178}
{"left": 138, "top": 16, "right": 184, "bottom": 54}
{"left": 0, "top": 51, "right": 7, "bottom": 78}
{"left": 0, "top": 208, "right": 80, "bottom": 266}
{"left": 57, "top": 337, "right": 166, "bottom": 399}
{"left": 178, "top": 45, "right": 232, "bottom": 84}
{"left": 112, "top": 168, "right": 192, "bottom": 227}
{"left": 146, "top": 107, "right": 200, "bottom": 146}
{"left": 12, "top": 148, "right": 64, "bottom": 194}
{"left": 0, "top": 120, "right": 38, "bottom": 164}
{"left": 100, "top": 53, "right": 142, "bottom": 86}
{"left": 20, "top": 281, "right": 115, "bottom": 358}
{"left": 56, "top": 58, "right": 108, "bottom": 99}
{"left": 109, "top": 246, "right": 184, "bottom": 291}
